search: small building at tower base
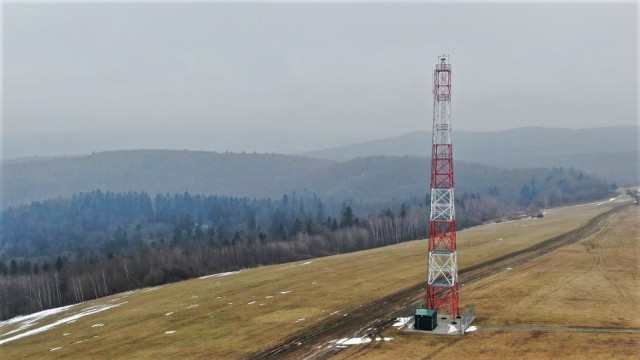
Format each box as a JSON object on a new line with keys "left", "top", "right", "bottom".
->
{"left": 414, "top": 308, "right": 437, "bottom": 331}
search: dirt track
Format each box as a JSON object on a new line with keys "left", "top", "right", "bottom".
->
{"left": 250, "top": 204, "right": 628, "bottom": 360}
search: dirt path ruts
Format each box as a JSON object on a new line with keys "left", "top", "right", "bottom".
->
{"left": 249, "top": 204, "right": 629, "bottom": 360}
{"left": 477, "top": 326, "right": 640, "bottom": 333}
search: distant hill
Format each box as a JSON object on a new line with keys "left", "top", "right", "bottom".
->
{"left": 0, "top": 150, "right": 611, "bottom": 208}
{"left": 304, "top": 126, "right": 639, "bottom": 185}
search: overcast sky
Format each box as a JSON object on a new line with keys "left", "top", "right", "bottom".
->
{"left": 2, "top": 1, "right": 638, "bottom": 157}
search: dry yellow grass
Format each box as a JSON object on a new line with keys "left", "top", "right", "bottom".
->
{"left": 335, "top": 205, "right": 640, "bottom": 359}
{"left": 334, "top": 331, "right": 640, "bottom": 360}
{"left": 0, "top": 198, "right": 630, "bottom": 359}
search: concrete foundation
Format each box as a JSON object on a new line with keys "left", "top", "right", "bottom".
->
{"left": 403, "top": 315, "right": 467, "bottom": 336}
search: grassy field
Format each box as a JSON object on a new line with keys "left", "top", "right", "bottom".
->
{"left": 335, "top": 204, "right": 640, "bottom": 359}
{"left": 0, "top": 197, "right": 631, "bottom": 359}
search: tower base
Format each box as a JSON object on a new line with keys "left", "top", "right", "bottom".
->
{"left": 401, "top": 305, "right": 476, "bottom": 336}
{"left": 403, "top": 314, "right": 464, "bottom": 335}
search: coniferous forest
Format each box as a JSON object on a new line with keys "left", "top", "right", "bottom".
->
{"left": 0, "top": 165, "right": 613, "bottom": 320}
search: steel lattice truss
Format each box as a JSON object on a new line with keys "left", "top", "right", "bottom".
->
{"left": 427, "top": 55, "right": 459, "bottom": 319}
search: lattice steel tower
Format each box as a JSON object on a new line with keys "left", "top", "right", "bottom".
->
{"left": 426, "top": 55, "right": 459, "bottom": 320}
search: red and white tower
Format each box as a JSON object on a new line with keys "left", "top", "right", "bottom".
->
{"left": 426, "top": 55, "right": 459, "bottom": 320}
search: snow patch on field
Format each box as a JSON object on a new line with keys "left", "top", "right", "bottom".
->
{"left": 91, "top": 323, "right": 104, "bottom": 328}
{"left": 165, "top": 331, "right": 176, "bottom": 334}
{"left": 328, "top": 336, "right": 393, "bottom": 348}
{"left": 280, "top": 291, "right": 292, "bottom": 294}
{"left": 0, "top": 304, "right": 77, "bottom": 338}
{"left": 465, "top": 325, "right": 478, "bottom": 332}
{"left": 199, "top": 271, "right": 241, "bottom": 279}
{"left": 0, "top": 302, "right": 127, "bottom": 345}
{"left": 300, "top": 261, "right": 313, "bottom": 265}
{"left": 392, "top": 317, "right": 411, "bottom": 328}
{"left": 141, "top": 286, "right": 162, "bottom": 293}
{"left": 165, "top": 312, "right": 174, "bottom": 316}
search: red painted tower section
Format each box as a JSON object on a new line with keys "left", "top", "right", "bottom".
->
{"left": 426, "top": 55, "right": 459, "bottom": 320}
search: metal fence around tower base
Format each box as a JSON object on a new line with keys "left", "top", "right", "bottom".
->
{"left": 460, "top": 305, "right": 476, "bottom": 335}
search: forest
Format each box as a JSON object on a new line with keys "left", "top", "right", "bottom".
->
{"left": 0, "top": 166, "right": 614, "bottom": 320}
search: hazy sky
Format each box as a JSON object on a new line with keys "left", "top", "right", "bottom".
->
{"left": 2, "top": 1, "right": 638, "bottom": 156}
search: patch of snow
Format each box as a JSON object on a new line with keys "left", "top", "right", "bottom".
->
{"left": 2, "top": 310, "right": 76, "bottom": 339}
{"left": 228, "top": 303, "right": 233, "bottom": 305}
{"left": 73, "top": 339, "right": 85, "bottom": 345}
{"left": 392, "top": 317, "right": 411, "bottom": 328}
{"left": 280, "top": 291, "right": 292, "bottom": 294}
{"left": 331, "top": 337, "right": 393, "bottom": 346}
{"left": 609, "top": 198, "right": 616, "bottom": 201}
{"left": 165, "top": 312, "right": 174, "bottom": 316}
{"left": 141, "top": 286, "right": 162, "bottom": 293}
{"left": 507, "top": 267, "right": 512, "bottom": 270}
{"left": 198, "top": 271, "right": 241, "bottom": 279}
{"left": 165, "top": 331, "right": 176, "bottom": 334}
{"left": 191, "top": 296, "right": 199, "bottom": 299}
{"left": 0, "top": 302, "right": 127, "bottom": 345}
{"left": 247, "top": 301, "right": 256, "bottom": 305}
{"left": 465, "top": 325, "right": 478, "bottom": 332}
{"left": 336, "top": 337, "right": 371, "bottom": 345}
{"left": 498, "top": 238, "right": 504, "bottom": 241}
{"left": 186, "top": 304, "right": 199, "bottom": 309}
{"left": 0, "top": 304, "right": 77, "bottom": 336}
{"left": 259, "top": 304, "right": 264, "bottom": 306}
{"left": 50, "top": 347, "right": 62, "bottom": 351}
{"left": 216, "top": 296, "right": 222, "bottom": 299}
{"left": 294, "top": 318, "right": 305, "bottom": 323}
{"left": 265, "top": 296, "right": 273, "bottom": 299}
{"left": 300, "top": 261, "right": 313, "bottom": 265}
{"left": 63, "top": 333, "right": 70, "bottom": 336}
{"left": 91, "top": 323, "right": 104, "bottom": 328}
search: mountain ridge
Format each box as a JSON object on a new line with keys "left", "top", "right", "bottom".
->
{"left": 303, "top": 126, "right": 639, "bottom": 184}
{"left": 1, "top": 149, "right": 612, "bottom": 209}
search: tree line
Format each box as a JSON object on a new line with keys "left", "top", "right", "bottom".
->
{"left": 0, "top": 166, "right": 613, "bottom": 320}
